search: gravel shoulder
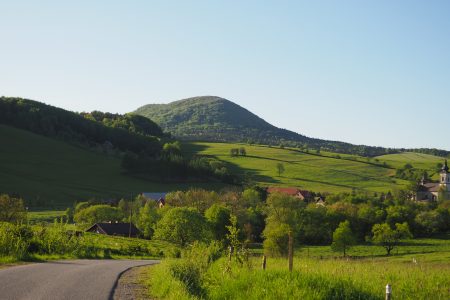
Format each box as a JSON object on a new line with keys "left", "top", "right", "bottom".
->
{"left": 113, "top": 265, "right": 154, "bottom": 300}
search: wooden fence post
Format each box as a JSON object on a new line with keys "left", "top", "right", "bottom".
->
{"left": 288, "top": 230, "right": 293, "bottom": 272}
{"left": 385, "top": 284, "right": 392, "bottom": 300}
{"left": 262, "top": 255, "right": 267, "bottom": 270}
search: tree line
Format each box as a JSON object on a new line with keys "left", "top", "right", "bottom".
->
{"left": 1, "top": 189, "right": 450, "bottom": 258}
{"left": 0, "top": 97, "right": 162, "bottom": 157}
{"left": 45, "top": 187, "right": 450, "bottom": 257}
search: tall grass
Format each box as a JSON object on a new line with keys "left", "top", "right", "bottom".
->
{"left": 203, "top": 257, "right": 450, "bottom": 300}
{"left": 146, "top": 240, "right": 450, "bottom": 300}
{"left": 0, "top": 221, "right": 101, "bottom": 261}
{"left": 0, "top": 221, "right": 174, "bottom": 262}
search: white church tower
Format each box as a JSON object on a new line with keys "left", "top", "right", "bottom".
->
{"left": 439, "top": 160, "right": 450, "bottom": 192}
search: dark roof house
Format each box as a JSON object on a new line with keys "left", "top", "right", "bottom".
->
{"left": 86, "top": 222, "right": 141, "bottom": 238}
{"left": 142, "top": 192, "right": 167, "bottom": 207}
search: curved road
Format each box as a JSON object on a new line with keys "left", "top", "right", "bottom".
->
{"left": 0, "top": 259, "right": 158, "bottom": 300}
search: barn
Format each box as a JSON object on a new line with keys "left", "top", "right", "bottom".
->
{"left": 86, "top": 222, "right": 141, "bottom": 238}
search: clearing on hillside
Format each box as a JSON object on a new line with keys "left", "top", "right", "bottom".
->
{"left": 184, "top": 142, "right": 410, "bottom": 193}
{"left": 376, "top": 152, "right": 444, "bottom": 171}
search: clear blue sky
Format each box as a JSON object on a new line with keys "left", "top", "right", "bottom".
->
{"left": 2, "top": 1, "right": 450, "bottom": 149}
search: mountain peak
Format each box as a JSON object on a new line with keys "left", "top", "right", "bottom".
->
{"left": 135, "top": 96, "right": 275, "bottom": 132}
{"left": 133, "top": 96, "right": 395, "bottom": 156}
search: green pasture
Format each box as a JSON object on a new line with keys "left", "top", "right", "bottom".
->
{"left": 184, "top": 142, "right": 411, "bottom": 193}
{"left": 376, "top": 152, "right": 444, "bottom": 180}
{"left": 0, "top": 125, "right": 225, "bottom": 208}
{"left": 28, "top": 210, "right": 65, "bottom": 224}
{"left": 146, "top": 236, "right": 450, "bottom": 300}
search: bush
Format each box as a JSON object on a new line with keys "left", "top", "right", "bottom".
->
{"left": 0, "top": 222, "right": 101, "bottom": 260}
{"left": 0, "top": 222, "right": 32, "bottom": 259}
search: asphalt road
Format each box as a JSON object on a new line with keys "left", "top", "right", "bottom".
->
{"left": 0, "top": 259, "right": 158, "bottom": 300}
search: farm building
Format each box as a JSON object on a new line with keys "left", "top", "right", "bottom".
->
{"left": 415, "top": 160, "right": 450, "bottom": 201}
{"left": 86, "top": 222, "right": 141, "bottom": 238}
{"left": 141, "top": 192, "right": 167, "bottom": 208}
{"left": 266, "top": 187, "right": 313, "bottom": 201}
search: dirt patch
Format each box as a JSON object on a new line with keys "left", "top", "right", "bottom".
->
{"left": 113, "top": 266, "right": 153, "bottom": 300}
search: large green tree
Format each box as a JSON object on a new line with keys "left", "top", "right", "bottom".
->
{"left": 74, "top": 205, "right": 123, "bottom": 226}
{"left": 331, "top": 220, "right": 356, "bottom": 257}
{"left": 154, "top": 207, "right": 210, "bottom": 246}
{"left": 205, "top": 204, "right": 231, "bottom": 241}
{"left": 138, "top": 201, "right": 160, "bottom": 239}
{"left": 371, "top": 222, "right": 412, "bottom": 255}
{"left": 263, "top": 193, "right": 305, "bottom": 256}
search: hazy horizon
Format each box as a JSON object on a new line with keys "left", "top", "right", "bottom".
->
{"left": 2, "top": 1, "right": 450, "bottom": 150}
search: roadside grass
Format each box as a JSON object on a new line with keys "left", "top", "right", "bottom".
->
{"left": 202, "top": 256, "right": 450, "bottom": 300}
{"left": 0, "top": 125, "right": 227, "bottom": 209}
{"left": 0, "top": 225, "right": 176, "bottom": 266}
{"left": 184, "top": 142, "right": 412, "bottom": 193}
{"left": 145, "top": 236, "right": 450, "bottom": 300}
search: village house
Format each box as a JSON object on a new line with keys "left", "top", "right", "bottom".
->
{"left": 141, "top": 192, "right": 167, "bottom": 208}
{"left": 86, "top": 222, "right": 141, "bottom": 238}
{"left": 416, "top": 160, "right": 450, "bottom": 201}
{"left": 266, "top": 187, "right": 313, "bottom": 201}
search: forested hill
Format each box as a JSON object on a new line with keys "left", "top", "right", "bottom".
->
{"left": 0, "top": 97, "right": 164, "bottom": 156}
{"left": 135, "top": 96, "right": 450, "bottom": 157}
{"left": 134, "top": 96, "right": 393, "bottom": 157}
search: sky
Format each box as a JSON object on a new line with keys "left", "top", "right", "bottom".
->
{"left": 1, "top": 1, "right": 450, "bottom": 149}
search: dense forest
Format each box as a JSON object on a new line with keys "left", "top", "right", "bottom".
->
{"left": 135, "top": 96, "right": 450, "bottom": 157}
{"left": 0, "top": 97, "right": 162, "bottom": 157}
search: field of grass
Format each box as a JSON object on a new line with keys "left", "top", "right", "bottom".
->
{"left": 0, "top": 125, "right": 226, "bottom": 208}
{"left": 184, "top": 142, "right": 412, "bottom": 193}
{"left": 376, "top": 152, "right": 444, "bottom": 180}
{"left": 27, "top": 210, "right": 65, "bottom": 223}
{"left": 145, "top": 236, "right": 450, "bottom": 299}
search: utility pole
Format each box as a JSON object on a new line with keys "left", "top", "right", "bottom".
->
{"left": 288, "top": 230, "right": 293, "bottom": 272}
{"left": 128, "top": 208, "right": 132, "bottom": 238}
{"left": 129, "top": 193, "right": 133, "bottom": 238}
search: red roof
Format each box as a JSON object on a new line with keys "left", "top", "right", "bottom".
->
{"left": 267, "top": 187, "right": 311, "bottom": 199}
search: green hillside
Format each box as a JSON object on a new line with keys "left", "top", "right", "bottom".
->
{"left": 0, "top": 125, "right": 223, "bottom": 208}
{"left": 376, "top": 152, "right": 445, "bottom": 181}
{"left": 134, "top": 96, "right": 401, "bottom": 157}
{"left": 183, "top": 142, "right": 411, "bottom": 193}
{"left": 376, "top": 152, "right": 444, "bottom": 170}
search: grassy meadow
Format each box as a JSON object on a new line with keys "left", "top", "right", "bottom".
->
{"left": 145, "top": 236, "right": 450, "bottom": 300}
{"left": 184, "top": 142, "right": 417, "bottom": 193}
{"left": 0, "top": 125, "right": 225, "bottom": 208}
{"left": 28, "top": 210, "right": 65, "bottom": 223}
{"left": 376, "top": 152, "right": 444, "bottom": 181}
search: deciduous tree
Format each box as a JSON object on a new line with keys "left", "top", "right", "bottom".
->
{"left": 331, "top": 220, "right": 356, "bottom": 257}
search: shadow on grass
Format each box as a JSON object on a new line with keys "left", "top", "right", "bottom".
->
{"left": 293, "top": 177, "right": 355, "bottom": 189}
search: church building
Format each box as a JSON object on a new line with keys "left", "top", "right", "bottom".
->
{"left": 416, "top": 160, "right": 450, "bottom": 201}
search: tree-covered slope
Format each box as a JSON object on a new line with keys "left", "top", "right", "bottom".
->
{"left": 135, "top": 96, "right": 450, "bottom": 158}
{"left": 0, "top": 97, "right": 164, "bottom": 157}
{"left": 134, "top": 96, "right": 397, "bottom": 157}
